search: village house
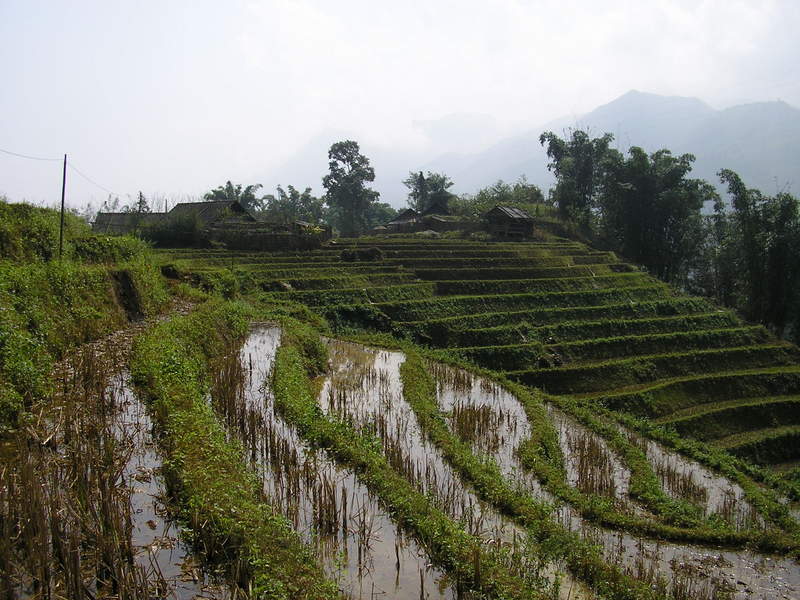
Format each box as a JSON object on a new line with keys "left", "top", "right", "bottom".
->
{"left": 93, "top": 200, "right": 330, "bottom": 249}
{"left": 484, "top": 205, "right": 535, "bottom": 239}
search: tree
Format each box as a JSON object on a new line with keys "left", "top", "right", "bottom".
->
{"left": 133, "top": 191, "right": 150, "bottom": 213}
{"left": 264, "top": 185, "right": 325, "bottom": 224}
{"left": 708, "top": 170, "right": 800, "bottom": 338}
{"left": 322, "top": 141, "right": 379, "bottom": 236}
{"left": 402, "top": 171, "right": 454, "bottom": 212}
{"left": 598, "top": 147, "right": 713, "bottom": 283}
{"left": 205, "top": 181, "right": 266, "bottom": 212}
{"left": 540, "top": 129, "right": 617, "bottom": 226}
{"left": 450, "top": 177, "right": 546, "bottom": 218}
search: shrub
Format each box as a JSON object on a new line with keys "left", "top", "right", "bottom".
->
{"left": 71, "top": 234, "right": 149, "bottom": 263}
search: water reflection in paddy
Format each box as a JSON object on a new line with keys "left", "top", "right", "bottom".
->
{"left": 428, "top": 361, "right": 800, "bottom": 600}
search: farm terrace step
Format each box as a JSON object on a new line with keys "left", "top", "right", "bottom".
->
{"left": 593, "top": 366, "right": 800, "bottom": 417}
{"left": 432, "top": 273, "right": 653, "bottom": 296}
{"left": 396, "top": 297, "right": 720, "bottom": 332}
{"left": 660, "top": 396, "right": 800, "bottom": 441}
{"left": 435, "top": 312, "right": 742, "bottom": 347}
{"left": 412, "top": 264, "right": 633, "bottom": 281}
{"left": 372, "top": 285, "right": 672, "bottom": 321}
{"left": 546, "top": 326, "right": 769, "bottom": 363}
{"left": 716, "top": 426, "right": 800, "bottom": 466}
{"left": 504, "top": 344, "right": 800, "bottom": 394}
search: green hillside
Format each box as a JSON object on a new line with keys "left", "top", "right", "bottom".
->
{"left": 159, "top": 236, "right": 800, "bottom": 475}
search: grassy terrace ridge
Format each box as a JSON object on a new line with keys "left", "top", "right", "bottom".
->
{"left": 431, "top": 272, "right": 652, "bottom": 295}
{"left": 658, "top": 394, "right": 800, "bottom": 423}
{"left": 268, "top": 281, "right": 436, "bottom": 306}
{"left": 505, "top": 343, "right": 800, "bottom": 394}
{"left": 661, "top": 396, "right": 800, "bottom": 441}
{"left": 370, "top": 285, "right": 671, "bottom": 321}
{"left": 412, "top": 263, "right": 634, "bottom": 280}
{"left": 716, "top": 426, "right": 800, "bottom": 467}
{"left": 450, "top": 327, "right": 770, "bottom": 370}
{"left": 546, "top": 326, "right": 770, "bottom": 362}
{"left": 396, "top": 297, "right": 719, "bottom": 329}
{"left": 257, "top": 272, "right": 418, "bottom": 290}
{"left": 591, "top": 366, "right": 800, "bottom": 416}
{"left": 443, "top": 312, "right": 743, "bottom": 347}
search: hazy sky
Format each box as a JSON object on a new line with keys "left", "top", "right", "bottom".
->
{"left": 1, "top": 0, "right": 798, "bottom": 209}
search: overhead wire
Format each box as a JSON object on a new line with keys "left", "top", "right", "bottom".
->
{"left": 1, "top": 144, "right": 123, "bottom": 197}
{"left": 67, "top": 162, "right": 120, "bottom": 197}
{"left": 0, "top": 147, "right": 62, "bottom": 162}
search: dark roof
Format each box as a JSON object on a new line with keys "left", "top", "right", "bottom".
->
{"left": 421, "top": 197, "right": 450, "bottom": 216}
{"left": 93, "top": 212, "right": 165, "bottom": 230}
{"left": 387, "top": 208, "right": 420, "bottom": 225}
{"left": 485, "top": 205, "right": 534, "bottom": 221}
{"left": 168, "top": 200, "right": 255, "bottom": 225}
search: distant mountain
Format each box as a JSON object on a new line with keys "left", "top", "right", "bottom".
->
{"left": 260, "top": 91, "right": 799, "bottom": 207}
{"left": 438, "top": 90, "right": 799, "bottom": 198}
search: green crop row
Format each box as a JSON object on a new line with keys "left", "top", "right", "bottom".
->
{"left": 717, "top": 427, "right": 800, "bottom": 465}
{"left": 388, "top": 257, "right": 575, "bottom": 268}
{"left": 376, "top": 286, "right": 672, "bottom": 322}
{"left": 549, "top": 326, "right": 770, "bottom": 363}
{"left": 258, "top": 272, "right": 417, "bottom": 291}
{"left": 272, "top": 282, "right": 435, "bottom": 307}
{"left": 433, "top": 273, "right": 653, "bottom": 296}
{"left": 665, "top": 397, "right": 800, "bottom": 442}
{"left": 599, "top": 367, "right": 800, "bottom": 418}
{"left": 413, "top": 264, "right": 628, "bottom": 281}
{"left": 439, "top": 312, "right": 740, "bottom": 348}
{"left": 507, "top": 344, "right": 800, "bottom": 395}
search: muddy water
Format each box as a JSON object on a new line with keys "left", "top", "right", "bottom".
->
{"left": 212, "top": 327, "right": 465, "bottom": 600}
{"left": 427, "top": 363, "right": 800, "bottom": 600}
{"left": 112, "top": 371, "right": 233, "bottom": 599}
{"left": 625, "top": 430, "right": 765, "bottom": 530}
{"left": 1, "top": 314, "right": 230, "bottom": 600}
{"left": 317, "top": 340, "right": 586, "bottom": 600}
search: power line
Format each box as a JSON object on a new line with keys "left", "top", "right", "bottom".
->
{"left": 67, "top": 162, "right": 120, "bottom": 197}
{"left": 0, "top": 147, "right": 62, "bottom": 162}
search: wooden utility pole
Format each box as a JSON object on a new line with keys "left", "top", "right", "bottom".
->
{"left": 59, "top": 154, "right": 67, "bottom": 259}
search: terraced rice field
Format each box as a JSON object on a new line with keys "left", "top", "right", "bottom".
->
{"left": 158, "top": 236, "right": 800, "bottom": 598}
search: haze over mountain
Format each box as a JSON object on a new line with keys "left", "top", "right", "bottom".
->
{"left": 265, "top": 91, "right": 799, "bottom": 207}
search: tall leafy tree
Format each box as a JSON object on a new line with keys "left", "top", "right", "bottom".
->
{"left": 204, "top": 181, "right": 266, "bottom": 212}
{"left": 452, "top": 177, "right": 546, "bottom": 217}
{"left": 540, "top": 129, "right": 616, "bottom": 226}
{"left": 402, "top": 171, "right": 454, "bottom": 212}
{"left": 264, "top": 185, "right": 325, "bottom": 224}
{"left": 322, "top": 141, "right": 379, "bottom": 236}
{"left": 713, "top": 170, "right": 800, "bottom": 337}
{"left": 599, "top": 148, "right": 713, "bottom": 283}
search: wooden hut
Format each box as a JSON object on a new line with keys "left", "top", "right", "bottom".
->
{"left": 484, "top": 205, "right": 534, "bottom": 239}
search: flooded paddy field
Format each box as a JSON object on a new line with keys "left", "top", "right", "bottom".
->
{"left": 428, "top": 362, "right": 800, "bottom": 600}
{"left": 0, "top": 319, "right": 235, "bottom": 600}
{"left": 152, "top": 238, "right": 800, "bottom": 599}
{"left": 211, "top": 327, "right": 472, "bottom": 599}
